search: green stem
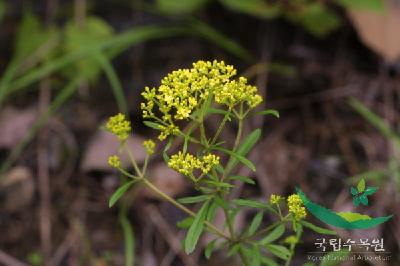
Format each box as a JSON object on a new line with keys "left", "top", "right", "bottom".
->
{"left": 210, "top": 111, "right": 231, "bottom": 145}
{"left": 141, "top": 178, "right": 229, "bottom": 240}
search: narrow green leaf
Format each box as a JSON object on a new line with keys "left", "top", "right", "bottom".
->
{"left": 109, "top": 181, "right": 135, "bottom": 208}
{"left": 260, "top": 224, "right": 285, "bottom": 244}
{"left": 229, "top": 175, "right": 255, "bottom": 185}
{"left": 248, "top": 211, "right": 264, "bottom": 236}
{"left": 252, "top": 244, "right": 261, "bottom": 266}
{"left": 357, "top": 178, "right": 366, "bottom": 192}
{"left": 177, "top": 195, "right": 210, "bottom": 204}
{"left": 205, "top": 239, "right": 217, "bottom": 259}
{"left": 119, "top": 206, "right": 135, "bottom": 266}
{"left": 265, "top": 244, "right": 291, "bottom": 260}
{"left": 206, "top": 200, "right": 218, "bottom": 223}
{"left": 204, "top": 180, "right": 234, "bottom": 188}
{"left": 227, "top": 243, "right": 240, "bottom": 257}
{"left": 177, "top": 217, "right": 194, "bottom": 229}
{"left": 300, "top": 221, "right": 337, "bottom": 235}
{"left": 213, "top": 146, "right": 256, "bottom": 171}
{"left": 233, "top": 199, "right": 269, "bottom": 209}
{"left": 256, "top": 109, "right": 280, "bottom": 118}
{"left": 336, "top": 0, "right": 384, "bottom": 11}
{"left": 143, "top": 121, "right": 162, "bottom": 130}
{"left": 260, "top": 256, "right": 279, "bottom": 266}
{"left": 364, "top": 186, "right": 378, "bottom": 196}
{"left": 184, "top": 200, "right": 210, "bottom": 254}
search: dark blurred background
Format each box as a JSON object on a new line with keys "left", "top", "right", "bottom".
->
{"left": 0, "top": 0, "right": 399, "bottom": 265}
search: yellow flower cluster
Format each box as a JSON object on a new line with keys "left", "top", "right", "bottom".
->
{"left": 106, "top": 113, "right": 131, "bottom": 141}
{"left": 143, "top": 140, "right": 156, "bottom": 155}
{"left": 287, "top": 194, "right": 307, "bottom": 220}
{"left": 168, "top": 151, "right": 220, "bottom": 176}
{"left": 270, "top": 194, "right": 283, "bottom": 205}
{"left": 108, "top": 155, "right": 121, "bottom": 168}
{"left": 141, "top": 60, "right": 263, "bottom": 140}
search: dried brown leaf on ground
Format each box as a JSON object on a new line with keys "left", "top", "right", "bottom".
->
{"left": 81, "top": 130, "right": 147, "bottom": 172}
{"left": 0, "top": 106, "right": 37, "bottom": 149}
{"left": 348, "top": 0, "right": 400, "bottom": 62}
{"left": 0, "top": 166, "right": 34, "bottom": 212}
{"left": 141, "top": 164, "right": 186, "bottom": 199}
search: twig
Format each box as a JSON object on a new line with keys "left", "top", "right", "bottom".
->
{"left": 0, "top": 250, "right": 30, "bottom": 266}
{"left": 37, "top": 76, "right": 52, "bottom": 265}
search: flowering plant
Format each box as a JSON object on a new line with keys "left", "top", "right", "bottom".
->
{"left": 105, "top": 60, "right": 336, "bottom": 265}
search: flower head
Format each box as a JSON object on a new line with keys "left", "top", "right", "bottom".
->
{"left": 168, "top": 151, "right": 202, "bottom": 176}
{"left": 270, "top": 194, "right": 283, "bottom": 205}
{"left": 108, "top": 155, "right": 121, "bottom": 168}
{"left": 168, "top": 151, "right": 220, "bottom": 177}
{"left": 143, "top": 140, "right": 156, "bottom": 155}
{"left": 106, "top": 113, "right": 131, "bottom": 141}
{"left": 287, "top": 194, "right": 307, "bottom": 220}
{"left": 141, "top": 60, "right": 263, "bottom": 140}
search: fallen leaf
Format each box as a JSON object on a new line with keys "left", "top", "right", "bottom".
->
{"left": 0, "top": 106, "right": 37, "bottom": 149}
{"left": 141, "top": 164, "right": 186, "bottom": 199}
{"left": 0, "top": 166, "right": 34, "bottom": 211}
{"left": 81, "top": 130, "right": 147, "bottom": 172}
{"left": 348, "top": 0, "right": 400, "bottom": 62}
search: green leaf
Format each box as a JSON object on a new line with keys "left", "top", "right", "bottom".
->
{"left": 251, "top": 244, "right": 261, "bottom": 266}
{"left": 228, "top": 175, "right": 255, "bottom": 185}
{"left": 233, "top": 199, "right": 270, "bottom": 209}
{"left": 64, "top": 16, "right": 114, "bottom": 82}
{"left": 256, "top": 109, "right": 280, "bottom": 118}
{"left": 300, "top": 221, "right": 337, "bottom": 235}
{"left": 247, "top": 211, "right": 264, "bottom": 236}
{"left": 157, "top": 0, "right": 207, "bottom": 15}
{"left": 177, "top": 195, "right": 210, "bottom": 204}
{"left": 293, "top": 4, "right": 341, "bottom": 37}
{"left": 213, "top": 146, "right": 256, "bottom": 171}
{"left": 364, "top": 186, "right": 378, "bottom": 196}
{"left": 206, "top": 201, "right": 218, "bottom": 223}
{"left": 143, "top": 121, "right": 162, "bottom": 130}
{"left": 188, "top": 19, "right": 252, "bottom": 61}
{"left": 214, "top": 195, "right": 230, "bottom": 210}
{"left": 109, "top": 181, "right": 135, "bottom": 207}
{"left": 359, "top": 194, "right": 368, "bottom": 206}
{"left": 119, "top": 206, "right": 135, "bottom": 266}
{"left": 219, "top": 0, "right": 281, "bottom": 19}
{"left": 205, "top": 239, "right": 217, "bottom": 259}
{"left": 336, "top": 0, "right": 384, "bottom": 11}
{"left": 336, "top": 212, "right": 371, "bottom": 222}
{"left": 163, "top": 137, "right": 173, "bottom": 163}
{"left": 184, "top": 200, "right": 210, "bottom": 254}
{"left": 204, "top": 180, "right": 234, "bottom": 189}
{"left": 353, "top": 196, "right": 361, "bottom": 207}
{"left": 227, "top": 243, "right": 241, "bottom": 257}
{"left": 260, "top": 224, "right": 285, "bottom": 244}
{"left": 177, "top": 217, "right": 194, "bottom": 229}
{"left": 350, "top": 186, "right": 358, "bottom": 196}
{"left": 357, "top": 178, "right": 366, "bottom": 192}
{"left": 260, "top": 256, "right": 279, "bottom": 266}
{"left": 265, "top": 244, "right": 291, "bottom": 260}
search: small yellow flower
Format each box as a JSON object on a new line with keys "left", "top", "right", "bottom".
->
{"left": 108, "top": 155, "right": 121, "bottom": 168}
{"left": 270, "top": 194, "right": 283, "bottom": 205}
{"left": 141, "top": 60, "right": 263, "bottom": 140}
{"left": 287, "top": 194, "right": 307, "bottom": 220}
{"left": 201, "top": 153, "right": 220, "bottom": 174}
{"left": 143, "top": 140, "right": 156, "bottom": 155}
{"left": 168, "top": 151, "right": 202, "bottom": 176}
{"left": 106, "top": 113, "right": 131, "bottom": 141}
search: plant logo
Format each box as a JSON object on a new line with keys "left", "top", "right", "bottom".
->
{"left": 296, "top": 178, "right": 392, "bottom": 230}
{"left": 351, "top": 178, "right": 377, "bottom": 207}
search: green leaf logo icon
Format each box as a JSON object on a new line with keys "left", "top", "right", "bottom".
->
{"left": 351, "top": 178, "right": 377, "bottom": 207}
